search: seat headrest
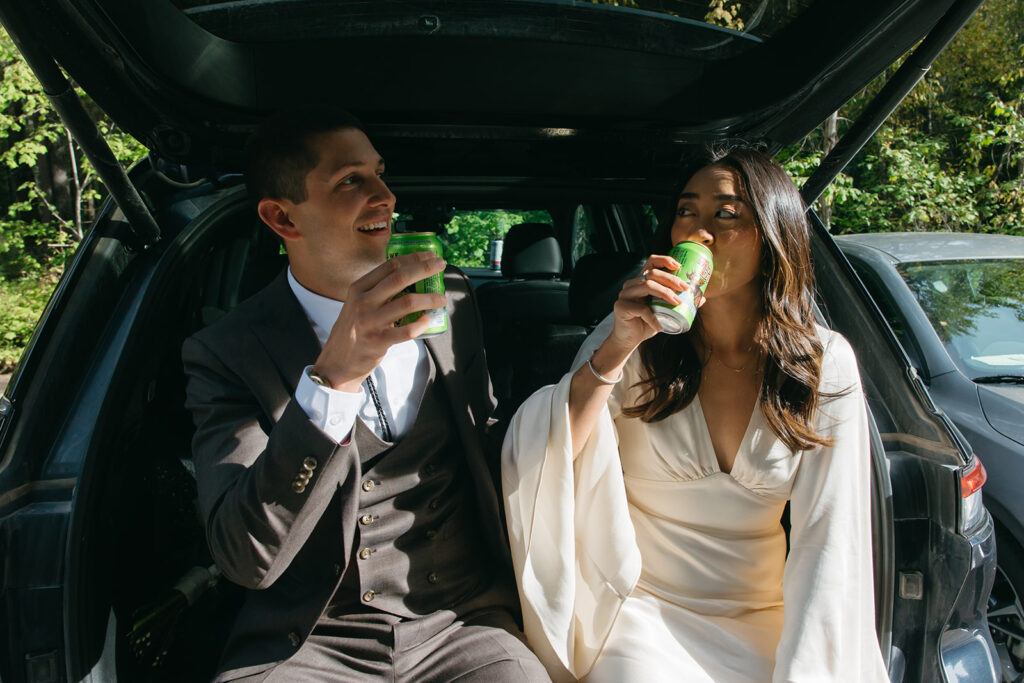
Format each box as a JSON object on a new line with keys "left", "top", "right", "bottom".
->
{"left": 502, "top": 223, "right": 562, "bottom": 278}
{"left": 570, "top": 252, "right": 646, "bottom": 325}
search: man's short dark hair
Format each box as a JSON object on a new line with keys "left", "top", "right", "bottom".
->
{"left": 244, "top": 108, "right": 364, "bottom": 204}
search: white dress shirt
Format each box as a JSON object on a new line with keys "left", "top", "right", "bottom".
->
{"left": 289, "top": 269, "right": 430, "bottom": 444}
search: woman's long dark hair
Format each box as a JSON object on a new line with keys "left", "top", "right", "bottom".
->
{"left": 621, "top": 146, "right": 833, "bottom": 451}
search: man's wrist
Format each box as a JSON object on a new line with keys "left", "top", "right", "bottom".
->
{"left": 309, "top": 366, "right": 363, "bottom": 393}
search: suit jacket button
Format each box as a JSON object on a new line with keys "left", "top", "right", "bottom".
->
{"left": 362, "top": 480, "right": 376, "bottom": 492}
{"left": 360, "top": 514, "right": 374, "bottom": 526}
{"left": 303, "top": 457, "right": 318, "bottom": 471}
{"left": 427, "top": 572, "right": 440, "bottom": 584}
{"left": 292, "top": 480, "right": 306, "bottom": 493}
{"left": 362, "top": 590, "right": 376, "bottom": 602}
{"left": 287, "top": 631, "right": 300, "bottom": 647}
{"left": 426, "top": 529, "right": 438, "bottom": 540}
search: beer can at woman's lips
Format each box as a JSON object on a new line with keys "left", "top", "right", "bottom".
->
{"left": 386, "top": 232, "right": 448, "bottom": 337}
{"left": 649, "top": 241, "right": 713, "bottom": 334}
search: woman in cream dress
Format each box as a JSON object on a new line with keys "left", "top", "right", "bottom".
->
{"left": 501, "top": 148, "right": 889, "bottom": 682}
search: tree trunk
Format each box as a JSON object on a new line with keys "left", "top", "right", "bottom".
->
{"left": 66, "top": 128, "right": 83, "bottom": 242}
{"left": 818, "top": 110, "right": 840, "bottom": 230}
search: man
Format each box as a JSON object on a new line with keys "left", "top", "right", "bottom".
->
{"left": 182, "top": 109, "right": 549, "bottom": 682}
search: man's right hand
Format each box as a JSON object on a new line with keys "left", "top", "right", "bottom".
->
{"left": 311, "top": 251, "right": 447, "bottom": 392}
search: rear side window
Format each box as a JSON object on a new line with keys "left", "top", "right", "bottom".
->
{"left": 394, "top": 209, "right": 552, "bottom": 269}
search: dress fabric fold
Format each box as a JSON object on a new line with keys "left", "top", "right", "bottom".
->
{"left": 502, "top": 316, "right": 889, "bottom": 682}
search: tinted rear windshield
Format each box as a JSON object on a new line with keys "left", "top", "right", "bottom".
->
{"left": 174, "top": 0, "right": 815, "bottom": 42}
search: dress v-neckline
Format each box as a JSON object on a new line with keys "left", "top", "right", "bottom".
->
{"left": 693, "top": 395, "right": 759, "bottom": 476}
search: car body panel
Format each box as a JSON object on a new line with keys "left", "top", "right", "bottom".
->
{"left": 0, "top": 0, "right": 965, "bottom": 175}
{"left": 837, "top": 232, "right": 1024, "bottom": 551}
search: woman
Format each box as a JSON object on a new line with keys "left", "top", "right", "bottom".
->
{"left": 501, "top": 147, "right": 888, "bottom": 682}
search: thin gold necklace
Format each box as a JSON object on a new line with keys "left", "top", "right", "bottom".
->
{"left": 712, "top": 345, "right": 760, "bottom": 373}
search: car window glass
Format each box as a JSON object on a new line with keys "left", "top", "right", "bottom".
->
{"left": 897, "top": 259, "right": 1024, "bottom": 378}
{"left": 572, "top": 205, "right": 597, "bottom": 264}
{"left": 573, "top": 203, "right": 659, "bottom": 265}
{"left": 177, "top": 0, "right": 818, "bottom": 42}
{"left": 394, "top": 209, "right": 553, "bottom": 270}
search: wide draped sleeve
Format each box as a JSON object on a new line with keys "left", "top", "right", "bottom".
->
{"left": 773, "top": 330, "right": 888, "bottom": 682}
{"left": 501, "top": 316, "right": 641, "bottom": 681}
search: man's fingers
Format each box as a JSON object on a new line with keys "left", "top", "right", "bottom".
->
{"left": 374, "top": 292, "right": 447, "bottom": 326}
{"left": 350, "top": 251, "right": 443, "bottom": 297}
{"left": 380, "top": 312, "right": 436, "bottom": 344}
{"left": 366, "top": 256, "right": 446, "bottom": 305}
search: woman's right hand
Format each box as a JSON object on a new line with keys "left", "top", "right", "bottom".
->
{"left": 604, "top": 254, "right": 690, "bottom": 357}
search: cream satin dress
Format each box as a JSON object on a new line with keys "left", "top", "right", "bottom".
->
{"left": 502, "top": 316, "right": 889, "bottom": 682}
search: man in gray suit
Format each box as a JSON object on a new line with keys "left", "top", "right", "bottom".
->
{"left": 182, "top": 109, "right": 549, "bottom": 682}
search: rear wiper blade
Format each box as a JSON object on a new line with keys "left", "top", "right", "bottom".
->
{"left": 973, "top": 375, "right": 1024, "bottom": 384}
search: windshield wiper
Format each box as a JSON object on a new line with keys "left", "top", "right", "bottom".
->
{"left": 973, "top": 375, "right": 1024, "bottom": 384}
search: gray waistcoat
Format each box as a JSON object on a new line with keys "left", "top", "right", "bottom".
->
{"left": 329, "top": 356, "right": 509, "bottom": 619}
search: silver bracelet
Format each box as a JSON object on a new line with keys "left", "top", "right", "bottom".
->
{"left": 587, "top": 357, "right": 622, "bottom": 385}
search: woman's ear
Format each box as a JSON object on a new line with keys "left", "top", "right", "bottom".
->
{"left": 257, "top": 198, "right": 301, "bottom": 241}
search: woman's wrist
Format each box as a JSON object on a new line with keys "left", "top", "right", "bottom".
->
{"left": 590, "top": 339, "right": 632, "bottom": 382}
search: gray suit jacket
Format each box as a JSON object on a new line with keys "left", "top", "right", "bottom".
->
{"left": 182, "top": 267, "right": 508, "bottom": 678}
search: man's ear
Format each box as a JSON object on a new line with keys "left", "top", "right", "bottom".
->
{"left": 257, "top": 198, "right": 301, "bottom": 241}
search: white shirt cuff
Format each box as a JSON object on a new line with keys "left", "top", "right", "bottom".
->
{"left": 294, "top": 365, "right": 362, "bottom": 444}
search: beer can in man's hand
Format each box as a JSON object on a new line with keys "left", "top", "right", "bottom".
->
{"left": 387, "top": 232, "right": 448, "bottom": 337}
{"left": 649, "top": 241, "right": 713, "bottom": 334}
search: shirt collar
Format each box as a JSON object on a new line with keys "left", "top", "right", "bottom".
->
{"left": 287, "top": 268, "right": 341, "bottom": 346}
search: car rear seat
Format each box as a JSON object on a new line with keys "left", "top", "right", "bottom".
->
{"left": 569, "top": 251, "right": 646, "bottom": 328}
{"left": 476, "top": 223, "right": 586, "bottom": 417}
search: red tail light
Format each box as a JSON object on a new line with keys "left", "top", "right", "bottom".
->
{"left": 960, "top": 457, "right": 986, "bottom": 498}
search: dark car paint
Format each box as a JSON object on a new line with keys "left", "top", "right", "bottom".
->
{"left": 837, "top": 236, "right": 1024, "bottom": 553}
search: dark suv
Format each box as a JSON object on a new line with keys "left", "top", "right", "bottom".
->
{"left": 0, "top": 1, "right": 1001, "bottom": 681}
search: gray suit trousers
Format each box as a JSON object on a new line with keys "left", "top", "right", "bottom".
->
{"left": 247, "top": 606, "right": 548, "bottom": 682}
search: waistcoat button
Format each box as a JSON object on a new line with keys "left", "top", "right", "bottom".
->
{"left": 359, "top": 547, "right": 373, "bottom": 560}
{"left": 362, "top": 590, "right": 376, "bottom": 602}
{"left": 360, "top": 514, "right": 374, "bottom": 526}
{"left": 362, "top": 480, "right": 376, "bottom": 492}
{"left": 427, "top": 572, "right": 440, "bottom": 584}
{"left": 287, "top": 631, "right": 300, "bottom": 647}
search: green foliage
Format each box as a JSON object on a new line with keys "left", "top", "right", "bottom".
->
{"left": 438, "top": 210, "right": 552, "bottom": 268}
{"left": 0, "top": 270, "right": 55, "bottom": 370}
{"left": 0, "top": 27, "right": 145, "bottom": 279}
{"left": 705, "top": 0, "right": 744, "bottom": 30}
{"left": 782, "top": 0, "right": 1024, "bottom": 237}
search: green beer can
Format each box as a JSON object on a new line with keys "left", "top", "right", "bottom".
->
{"left": 649, "top": 241, "right": 713, "bottom": 334}
{"left": 386, "top": 232, "right": 448, "bottom": 337}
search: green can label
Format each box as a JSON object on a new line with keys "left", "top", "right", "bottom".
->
{"left": 650, "top": 241, "right": 714, "bottom": 334}
{"left": 386, "top": 232, "right": 448, "bottom": 337}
